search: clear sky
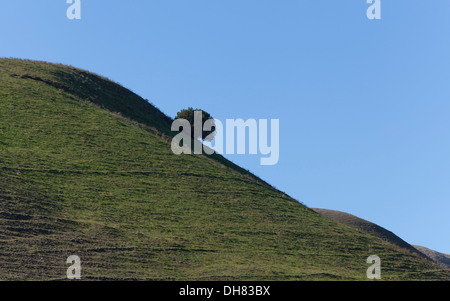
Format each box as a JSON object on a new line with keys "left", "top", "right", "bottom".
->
{"left": 1, "top": 1, "right": 449, "bottom": 254}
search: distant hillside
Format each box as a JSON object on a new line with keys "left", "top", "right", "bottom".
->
{"left": 312, "top": 209, "right": 427, "bottom": 259}
{"left": 413, "top": 246, "right": 450, "bottom": 269}
{"left": 1, "top": 58, "right": 449, "bottom": 280}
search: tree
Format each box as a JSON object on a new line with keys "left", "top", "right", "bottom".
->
{"left": 176, "top": 108, "right": 216, "bottom": 142}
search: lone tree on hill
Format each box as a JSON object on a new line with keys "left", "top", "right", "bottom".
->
{"left": 176, "top": 108, "right": 216, "bottom": 142}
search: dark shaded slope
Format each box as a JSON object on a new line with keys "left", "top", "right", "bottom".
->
{"left": 0, "top": 58, "right": 449, "bottom": 280}
{"left": 312, "top": 209, "right": 426, "bottom": 259}
{"left": 413, "top": 246, "right": 450, "bottom": 269}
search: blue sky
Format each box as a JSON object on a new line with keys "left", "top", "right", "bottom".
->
{"left": 1, "top": 1, "right": 450, "bottom": 254}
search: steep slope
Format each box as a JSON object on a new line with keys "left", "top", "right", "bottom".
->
{"left": 413, "top": 246, "right": 450, "bottom": 269}
{"left": 312, "top": 209, "right": 426, "bottom": 259}
{"left": 1, "top": 58, "right": 449, "bottom": 280}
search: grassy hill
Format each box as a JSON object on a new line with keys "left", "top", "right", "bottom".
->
{"left": 413, "top": 246, "right": 450, "bottom": 270}
{"left": 312, "top": 209, "right": 428, "bottom": 260}
{"left": 1, "top": 58, "right": 449, "bottom": 280}
{"left": 312, "top": 208, "right": 450, "bottom": 272}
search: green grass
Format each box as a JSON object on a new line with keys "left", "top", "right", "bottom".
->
{"left": 0, "top": 58, "right": 449, "bottom": 280}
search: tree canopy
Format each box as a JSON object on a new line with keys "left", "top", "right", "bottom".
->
{"left": 176, "top": 108, "right": 216, "bottom": 142}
